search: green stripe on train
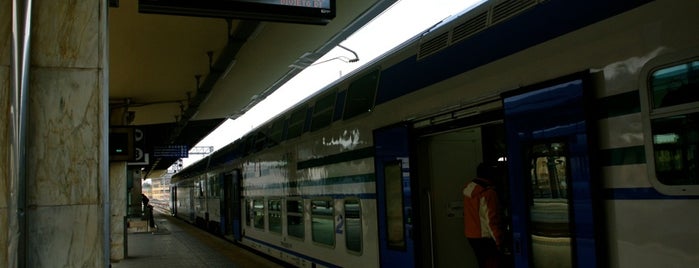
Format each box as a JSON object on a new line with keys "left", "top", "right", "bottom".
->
{"left": 595, "top": 91, "right": 640, "bottom": 119}
{"left": 244, "top": 173, "right": 376, "bottom": 190}
{"left": 599, "top": 145, "right": 646, "bottom": 166}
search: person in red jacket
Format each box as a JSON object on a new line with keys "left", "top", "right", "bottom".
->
{"left": 463, "top": 162, "right": 503, "bottom": 268}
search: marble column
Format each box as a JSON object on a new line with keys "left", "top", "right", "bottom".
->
{"left": 131, "top": 169, "right": 143, "bottom": 216}
{"left": 110, "top": 162, "right": 126, "bottom": 261}
{"left": 23, "top": 0, "right": 106, "bottom": 266}
{"left": 1, "top": 0, "right": 12, "bottom": 266}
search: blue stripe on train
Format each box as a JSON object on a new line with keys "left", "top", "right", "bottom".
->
{"left": 376, "top": 0, "right": 654, "bottom": 105}
{"left": 244, "top": 193, "right": 377, "bottom": 199}
{"left": 244, "top": 236, "right": 341, "bottom": 268}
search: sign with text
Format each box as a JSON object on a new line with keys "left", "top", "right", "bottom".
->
{"left": 153, "top": 145, "right": 189, "bottom": 158}
{"left": 139, "top": 0, "right": 335, "bottom": 25}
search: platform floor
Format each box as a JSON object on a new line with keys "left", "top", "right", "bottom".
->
{"left": 111, "top": 212, "right": 287, "bottom": 268}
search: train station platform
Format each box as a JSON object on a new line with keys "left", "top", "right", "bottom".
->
{"left": 111, "top": 211, "right": 288, "bottom": 268}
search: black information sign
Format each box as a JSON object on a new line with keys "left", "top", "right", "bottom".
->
{"left": 139, "top": 0, "right": 336, "bottom": 25}
{"left": 153, "top": 145, "right": 189, "bottom": 158}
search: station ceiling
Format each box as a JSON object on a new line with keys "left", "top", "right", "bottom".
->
{"left": 108, "top": 0, "right": 394, "bottom": 176}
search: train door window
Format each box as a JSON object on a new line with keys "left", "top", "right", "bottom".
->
{"left": 311, "top": 198, "right": 335, "bottom": 247}
{"left": 531, "top": 143, "right": 569, "bottom": 199}
{"left": 207, "top": 177, "right": 213, "bottom": 197}
{"left": 527, "top": 142, "right": 573, "bottom": 267}
{"left": 245, "top": 199, "right": 252, "bottom": 227}
{"left": 196, "top": 180, "right": 204, "bottom": 197}
{"left": 384, "top": 161, "right": 406, "bottom": 250}
{"left": 268, "top": 199, "right": 282, "bottom": 234}
{"left": 208, "top": 176, "right": 221, "bottom": 198}
{"left": 253, "top": 198, "right": 265, "bottom": 229}
{"left": 344, "top": 199, "right": 362, "bottom": 254}
{"left": 287, "top": 199, "right": 305, "bottom": 239}
{"left": 642, "top": 57, "right": 699, "bottom": 194}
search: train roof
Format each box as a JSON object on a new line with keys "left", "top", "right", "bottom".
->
{"left": 174, "top": 0, "right": 656, "bottom": 180}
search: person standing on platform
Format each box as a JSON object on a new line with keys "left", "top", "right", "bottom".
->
{"left": 141, "top": 193, "right": 150, "bottom": 211}
{"left": 463, "top": 162, "right": 504, "bottom": 268}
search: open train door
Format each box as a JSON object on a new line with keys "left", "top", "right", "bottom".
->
{"left": 374, "top": 123, "right": 416, "bottom": 268}
{"left": 503, "top": 74, "right": 604, "bottom": 267}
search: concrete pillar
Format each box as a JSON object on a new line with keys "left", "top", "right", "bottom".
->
{"left": 18, "top": 1, "right": 106, "bottom": 266}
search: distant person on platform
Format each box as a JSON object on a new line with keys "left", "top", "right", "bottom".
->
{"left": 141, "top": 193, "right": 149, "bottom": 211}
{"left": 463, "top": 162, "right": 504, "bottom": 268}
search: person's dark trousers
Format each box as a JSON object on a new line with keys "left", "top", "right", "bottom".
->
{"left": 147, "top": 206, "right": 155, "bottom": 228}
{"left": 468, "top": 238, "right": 501, "bottom": 268}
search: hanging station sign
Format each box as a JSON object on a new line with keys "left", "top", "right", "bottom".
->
{"left": 139, "top": 0, "right": 336, "bottom": 25}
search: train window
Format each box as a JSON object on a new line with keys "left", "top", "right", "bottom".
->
{"left": 287, "top": 107, "right": 307, "bottom": 139}
{"left": 243, "top": 135, "right": 255, "bottom": 156}
{"left": 253, "top": 198, "right": 265, "bottom": 229}
{"left": 344, "top": 199, "right": 362, "bottom": 254}
{"left": 286, "top": 199, "right": 304, "bottom": 239}
{"left": 206, "top": 178, "right": 212, "bottom": 196}
{"left": 197, "top": 179, "right": 205, "bottom": 197}
{"left": 245, "top": 199, "right": 252, "bottom": 227}
{"left": 304, "top": 107, "right": 313, "bottom": 132}
{"left": 207, "top": 176, "right": 221, "bottom": 198}
{"left": 334, "top": 90, "right": 346, "bottom": 122}
{"left": 311, "top": 91, "right": 336, "bottom": 131}
{"left": 643, "top": 58, "right": 699, "bottom": 194}
{"left": 268, "top": 199, "right": 282, "bottom": 234}
{"left": 649, "top": 61, "right": 699, "bottom": 108}
{"left": 343, "top": 69, "right": 380, "bottom": 120}
{"left": 311, "top": 198, "right": 335, "bottom": 247}
{"left": 269, "top": 119, "right": 285, "bottom": 144}
{"left": 254, "top": 131, "right": 267, "bottom": 152}
{"left": 651, "top": 113, "right": 699, "bottom": 186}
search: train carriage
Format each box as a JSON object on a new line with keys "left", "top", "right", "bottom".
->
{"left": 171, "top": 0, "right": 699, "bottom": 267}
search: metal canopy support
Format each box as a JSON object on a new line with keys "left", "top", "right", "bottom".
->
{"left": 147, "top": 20, "right": 261, "bottom": 177}
{"left": 9, "top": 0, "right": 32, "bottom": 267}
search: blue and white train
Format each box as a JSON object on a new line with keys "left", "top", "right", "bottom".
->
{"left": 170, "top": 0, "right": 699, "bottom": 267}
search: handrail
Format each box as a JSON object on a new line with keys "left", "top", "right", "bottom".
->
{"left": 425, "top": 190, "right": 435, "bottom": 268}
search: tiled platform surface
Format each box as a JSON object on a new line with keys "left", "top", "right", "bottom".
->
{"left": 111, "top": 213, "right": 287, "bottom": 268}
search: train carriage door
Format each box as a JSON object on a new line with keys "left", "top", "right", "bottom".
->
{"left": 222, "top": 173, "right": 233, "bottom": 240}
{"left": 503, "top": 75, "right": 603, "bottom": 268}
{"left": 374, "top": 124, "right": 416, "bottom": 268}
{"left": 415, "top": 121, "right": 510, "bottom": 268}
{"left": 171, "top": 185, "right": 177, "bottom": 216}
{"left": 226, "top": 169, "right": 243, "bottom": 241}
